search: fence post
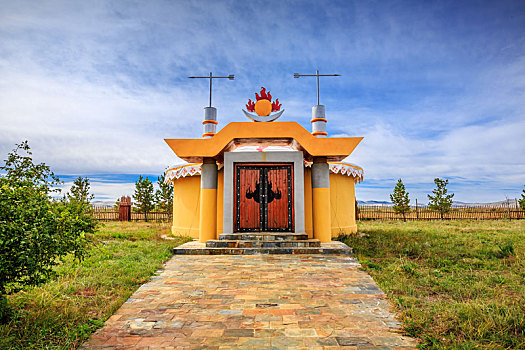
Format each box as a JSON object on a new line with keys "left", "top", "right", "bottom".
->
{"left": 415, "top": 199, "right": 419, "bottom": 220}
{"left": 516, "top": 199, "right": 520, "bottom": 220}
{"left": 355, "top": 200, "right": 359, "bottom": 221}
{"left": 119, "top": 196, "right": 132, "bottom": 221}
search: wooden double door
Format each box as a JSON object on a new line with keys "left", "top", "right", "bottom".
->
{"left": 235, "top": 164, "right": 294, "bottom": 232}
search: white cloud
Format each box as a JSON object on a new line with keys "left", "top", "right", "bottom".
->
{"left": 1, "top": 1, "right": 524, "bottom": 202}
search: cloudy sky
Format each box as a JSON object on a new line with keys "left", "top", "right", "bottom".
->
{"left": 1, "top": 0, "right": 524, "bottom": 202}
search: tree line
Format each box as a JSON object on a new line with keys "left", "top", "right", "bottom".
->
{"left": 390, "top": 178, "right": 525, "bottom": 221}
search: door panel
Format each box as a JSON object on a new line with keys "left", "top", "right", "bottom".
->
{"left": 237, "top": 167, "right": 262, "bottom": 231}
{"left": 265, "top": 167, "right": 292, "bottom": 231}
{"left": 235, "top": 164, "right": 294, "bottom": 232}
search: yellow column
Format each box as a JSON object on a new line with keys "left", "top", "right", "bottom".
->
{"left": 199, "top": 158, "right": 218, "bottom": 242}
{"left": 312, "top": 157, "right": 331, "bottom": 243}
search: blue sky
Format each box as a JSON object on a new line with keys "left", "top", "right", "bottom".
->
{"left": 1, "top": 0, "right": 524, "bottom": 202}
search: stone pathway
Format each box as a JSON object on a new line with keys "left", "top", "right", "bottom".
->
{"left": 82, "top": 255, "right": 417, "bottom": 349}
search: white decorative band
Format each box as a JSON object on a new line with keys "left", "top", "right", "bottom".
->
{"left": 165, "top": 163, "right": 202, "bottom": 182}
{"left": 304, "top": 161, "right": 364, "bottom": 183}
{"left": 166, "top": 161, "right": 364, "bottom": 184}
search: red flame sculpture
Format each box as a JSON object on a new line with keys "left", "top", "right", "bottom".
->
{"left": 271, "top": 99, "right": 281, "bottom": 112}
{"left": 246, "top": 87, "right": 281, "bottom": 112}
{"left": 246, "top": 99, "right": 255, "bottom": 112}
{"left": 256, "top": 87, "right": 271, "bottom": 101}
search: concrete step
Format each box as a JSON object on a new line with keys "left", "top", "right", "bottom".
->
{"left": 173, "top": 241, "right": 353, "bottom": 256}
{"left": 219, "top": 233, "right": 309, "bottom": 241}
{"left": 206, "top": 239, "right": 321, "bottom": 248}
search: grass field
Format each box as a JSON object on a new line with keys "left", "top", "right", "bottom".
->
{"left": 338, "top": 220, "right": 525, "bottom": 349}
{"left": 1, "top": 220, "right": 523, "bottom": 349}
{"left": 0, "top": 222, "right": 191, "bottom": 349}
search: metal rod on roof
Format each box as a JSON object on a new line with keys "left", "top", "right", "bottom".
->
{"left": 293, "top": 70, "right": 340, "bottom": 105}
{"left": 188, "top": 72, "right": 235, "bottom": 107}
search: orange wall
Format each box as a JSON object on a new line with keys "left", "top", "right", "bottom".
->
{"left": 172, "top": 168, "right": 357, "bottom": 238}
{"left": 217, "top": 169, "right": 224, "bottom": 235}
{"left": 171, "top": 175, "right": 200, "bottom": 238}
{"left": 171, "top": 169, "right": 224, "bottom": 239}
{"left": 329, "top": 173, "right": 357, "bottom": 236}
{"left": 304, "top": 170, "right": 358, "bottom": 238}
{"left": 304, "top": 168, "right": 313, "bottom": 238}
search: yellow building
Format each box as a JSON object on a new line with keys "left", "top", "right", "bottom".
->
{"left": 164, "top": 88, "right": 363, "bottom": 246}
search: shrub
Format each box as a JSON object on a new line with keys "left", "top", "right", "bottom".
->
{"left": 0, "top": 142, "right": 96, "bottom": 321}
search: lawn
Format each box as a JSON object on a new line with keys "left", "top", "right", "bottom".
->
{"left": 338, "top": 220, "right": 525, "bottom": 349}
{"left": 2, "top": 220, "right": 523, "bottom": 349}
{"left": 0, "top": 221, "right": 191, "bottom": 349}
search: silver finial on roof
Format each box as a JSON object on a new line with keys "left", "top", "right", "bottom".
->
{"left": 293, "top": 70, "right": 340, "bottom": 105}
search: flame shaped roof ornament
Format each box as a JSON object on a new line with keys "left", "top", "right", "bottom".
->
{"left": 243, "top": 87, "right": 284, "bottom": 122}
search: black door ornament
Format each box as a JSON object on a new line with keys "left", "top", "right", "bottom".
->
{"left": 246, "top": 181, "right": 261, "bottom": 203}
{"left": 246, "top": 180, "right": 281, "bottom": 204}
{"left": 266, "top": 180, "right": 282, "bottom": 203}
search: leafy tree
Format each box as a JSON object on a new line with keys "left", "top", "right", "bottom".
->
{"left": 66, "top": 176, "right": 94, "bottom": 204}
{"left": 519, "top": 186, "right": 525, "bottom": 210}
{"left": 390, "top": 179, "right": 410, "bottom": 222}
{"left": 428, "top": 178, "right": 454, "bottom": 219}
{"left": 155, "top": 171, "right": 173, "bottom": 220}
{"left": 0, "top": 142, "right": 96, "bottom": 321}
{"left": 133, "top": 175, "right": 154, "bottom": 221}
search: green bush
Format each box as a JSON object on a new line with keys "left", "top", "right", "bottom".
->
{"left": 0, "top": 142, "right": 96, "bottom": 321}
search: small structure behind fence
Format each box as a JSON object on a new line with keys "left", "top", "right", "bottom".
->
{"left": 92, "top": 203, "right": 171, "bottom": 221}
{"left": 119, "top": 196, "right": 132, "bottom": 221}
{"left": 357, "top": 200, "right": 524, "bottom": 221}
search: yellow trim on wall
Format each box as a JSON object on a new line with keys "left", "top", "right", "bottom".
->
{"left": 217, "top": 170, "right": 224, "bottom": 236}
{"left": 312, "top": 187, "right": 331, "bottom": 243}
{"left": 304, "top": 168, "right": 313, "bottom": 238}
{"left": 199, "top": 188, "right": 217, "bottom": 243}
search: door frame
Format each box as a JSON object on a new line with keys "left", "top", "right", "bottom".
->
{"left": 223, "top": 151, "right": 305, "bottom": 234}
{"left": 234, "top": 163, "right": 294, "bottom": 232}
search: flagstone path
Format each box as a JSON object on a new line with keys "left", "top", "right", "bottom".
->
{"left": 82, "top": 255, "right": 417, "bottom": 349}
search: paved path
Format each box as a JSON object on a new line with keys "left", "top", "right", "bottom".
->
{"left": 82, "top": 255, "right": 417, "bottom": 349}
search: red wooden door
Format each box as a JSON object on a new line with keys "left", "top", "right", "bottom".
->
{"left": 236, "top": 167, "right": 262, "bottom": 231}
{"left": 264, "top": 167, "right": 292, "bottom": 230}
{"left": 235, "top": 164, "right": 293, "bottom": 232}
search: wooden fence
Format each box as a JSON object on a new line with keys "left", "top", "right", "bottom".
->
{"left": 93, "top": 203, "right": 524, "bottom": 222}
{"left": 357, "top": 203, "right": 524, "bottom": 221}
{"left": 92, "top": 206, "right": 171, "bottom": 221}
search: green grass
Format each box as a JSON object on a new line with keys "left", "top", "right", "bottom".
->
{"left": 0, "top": 222, "right": 191, "bottom": 349}
{"left": 338, "top": 220, "right": 525, "bottom": 349}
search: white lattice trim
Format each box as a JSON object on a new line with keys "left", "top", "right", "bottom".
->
{"left": 166, "top": 161, "right": 364, "bottom": 183}
{"left": 304, "top": 161, "right": 364, "bottom": 183}
{"left": 165, "top": 163, "right": 202, "bottom": 182}
{"left": 329, "top": 162, "right": 364, "bottom": 183}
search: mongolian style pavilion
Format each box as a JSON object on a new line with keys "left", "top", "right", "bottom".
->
{"left": 164, "top": 87, "right": 363, "bottom": 245}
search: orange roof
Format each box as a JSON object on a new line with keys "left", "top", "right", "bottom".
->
{"left": 165, "top": 122, "right": 362, "bottom": 163}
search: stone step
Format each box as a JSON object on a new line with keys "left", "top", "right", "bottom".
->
{"left": 173, "top": 241, "right": 353, "bottom": 256}
{"left": 219, "top": 233, "right": 309, "bottom": 241}
{"left": 206, "top": 239, "right": 321, "bottom": 248}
